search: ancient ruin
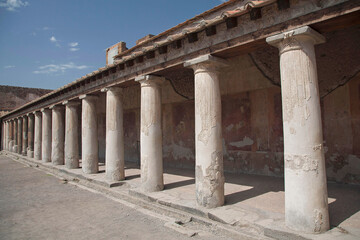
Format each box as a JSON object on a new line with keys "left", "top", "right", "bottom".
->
{"left": 1, "top": 0, "right": 359, "bottom": 236}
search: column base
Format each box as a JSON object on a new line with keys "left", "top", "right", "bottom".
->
{"left": 22, "top": 150, "right": 27, "bottom": 156}
{"left": 27, "top": 150, "right": 34, "bottom": 158}
{"left": 9, "top": 141, "right": 13, "bottom": 152}
{"left": 13, "top": 145, "right": 18, "bottom": 153}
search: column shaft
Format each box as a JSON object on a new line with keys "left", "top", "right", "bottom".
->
{"left": 64, "top": 101, "right": 80, "bottom": 169}
{"left": 27, "top": 114, "right": 34, "bottom": 158}
{"left": 5, "top": 122, "right": 8, "bottom": 150}
{"left": 34, "top": 112, "right": 42, "bottom": 160}
{"left": 9, "top": 121, "right": 14, "bottom": 152}
{"left": 135, "top": 75, "right": 164, "bottom": 192}
{"left": 81, "top": 95, "right": 99, "bottom": 174}
{"left": 267, "top": 26, "right": 329, "bottom": 233}
{"left": 22, "top": 116, "right": 28, "bottom": 156}
{"left": 41, "top": 108, "right": 52, "bottom": 162}
{"left": 51, "top": 105, "right": 65, "bottom": 165}
{"left": 185, "top": 55, "right": 226, "bottom": 208}
{"left": 104, "top": 87, "right": 125, "bottom": 181}
{"left": 13, "top": 120, "right": 18, "bottom": 152}
{"left": 17, "top": 118, "right": 23, "bottom": 154}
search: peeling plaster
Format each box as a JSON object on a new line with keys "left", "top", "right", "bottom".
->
{"left": 229, "top": 136, "right": 254, "bottom": 148}
{"left": 285, "top": 154, "right": 319, "bottom": 173}
{"left": 314, "top": 209, "right": 323, "bottom": 233}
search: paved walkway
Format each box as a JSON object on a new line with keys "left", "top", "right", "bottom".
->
{"left": 0, "top": 155, "right": 236, "bottom": 240}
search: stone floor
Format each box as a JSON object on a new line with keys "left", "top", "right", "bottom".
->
{"left": 3, "top": 151, "right": 360, "bottom": 239}
{"left": 0, "top": 155, "right": 239, "bottom": 240}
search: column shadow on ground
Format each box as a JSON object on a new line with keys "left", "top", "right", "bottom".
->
{"left": 328, "top": 182, "right": 360, "bottom": 227}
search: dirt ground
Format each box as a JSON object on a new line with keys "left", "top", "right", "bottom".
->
{"left": 0, "top": 155, "right": 238, "bottom": 240}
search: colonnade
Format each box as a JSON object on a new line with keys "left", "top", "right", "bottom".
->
{"left": 1, "top": 26, "right": 329, "bottom": 233}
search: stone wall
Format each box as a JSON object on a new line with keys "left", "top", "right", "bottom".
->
{"left": 115, "top": 51, "right": 360, "bottom": 185}
{"left": 0, "top": 85, "right": 52, "bottom": 117}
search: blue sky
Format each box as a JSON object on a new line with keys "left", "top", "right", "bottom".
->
{"left": 0, "top": 0, "right": 225, "bottom": 90}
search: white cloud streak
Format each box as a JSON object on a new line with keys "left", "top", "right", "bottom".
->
{"left": 0, "top": 0, "right": 29, "bottom": 11}
{"left": 4, "top": 65, "right": 15, "bottom": 69}
{"left": 69, "top": 42, "right": 78, "bottom": 47}
{"left": 33, "top": 62, "right": 90, "bottom": 74}
{"left": 69, "top": 48, "right": 79, "bottom": 52}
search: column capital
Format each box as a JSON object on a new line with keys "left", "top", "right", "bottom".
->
{"left": 135, "top": 75, "right": 165, "bottom": 88}
{"left": 184, "top": 54, "right": 228, "bottom": 73}
{"left": 49, "top": 104, "right": 64, "bottom": 111}
{"left": 79, "top": 94, "right": 98, "bottom": 100}
{"left": 62, "top": 100, "right": 81, "bottom": 107}
{"left": 101, "top": 86, "right": 123, "bottom": 94}
{"left": 33, "top": 111, "right": 42, "bottom": 116}
{"left": 26, "top": 112, "right": 34, "bottom": 117}
{"left": 266, "top": 26, "right": 325, "bottom": 55}
{"left": 40, "top": 108, "right": 51, "bottom": 113}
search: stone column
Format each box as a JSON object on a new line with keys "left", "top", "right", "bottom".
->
{"left": 267, "top": 26, "right": 329, "bottom": 233}
{"left": 27, "top": 113, "right": 34, "bottom": 158}
{"left": 184, "top": 54, "right": 227, "bottom": 208}
{"left": 5, "top": 121, "right": 9, "bottom": 151}
{"left": 22, "top": 116, "right": 28, "bottom": 156}
{"left": 41, "top": 108, "right": 52, "bottom": 163}
{"left": 13, "top": 119, "right": 18, "bottom": 153}
{"left": 17, "top": 118, "right": 23, "bottom": 154}
{"left": 50, "top": 105, "right": 65, "bottom": 165}
{"left": 63, "top": 100, "right": 80, "bottom": 169}
{"left": 9, "top": 120, "right": 14, "bottom": 152}
{"left": 34, "top": 111, "right": 42, "bottom": 160}
{"left": 80, "top": 94, "right": 99, "bottom": 174}
{"left": 135, "top": 75, "right": 165, "bottom": 192}
{"left": 102, "top": 87, "right": 125, "bottom": 181}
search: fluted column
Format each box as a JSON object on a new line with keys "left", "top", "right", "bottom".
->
{"left": 267, "top": 26, "right": 329, "bottom": 233}
{"left": 63, "top": 100, "right": 80, "bottom": 169}
{"left": 50, "top": 105, "right": 65, "bottom": 165}
{"left": 5, "top": 121, "right": 9, "bottom": 151}
{"left": 80, "top": 94, "right": 99, "bottom": 174}
{"left": 22, "top": 116, "right": 28, "bottom": 156}
{"left": 17, "top": 118, "right": 23, "bottom": 154}
{"left": 9, "top": 120, "right": 14, "bottom": 152}
{"left": 103, "top": 87, "right": 125, "bottom": 181}
{"left": 41, "top": 108, "right": 52, "bottom": 163}
{"left": 34, "top": 111, "right": 42, "bottom": 160}
{"left": 27, "top": 113, "right": 34, "bottom": 158}
{"left": 13, "top": 119, "right": 18, "bottom": 153}
{"left": 135, "top": 75, "right": 165, "bottom": 192}
{"left": 184, "top": 54, "right": 227, "bottom": 208}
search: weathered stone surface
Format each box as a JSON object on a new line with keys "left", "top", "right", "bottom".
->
{"left": 34, "top": 111, "right": 42, "bottom": 160}
{"left": 0, "top": 85, "right": 52, "bottom": 117}
{"left": 104, "top": 87, "right": 125, "bottom": 181}
{"left": 64, "top": 101, "right": 80, "bottom": 169}
{"left": 50, "top": 105, "right": 65, "bottom": 165}
{"left": 80, "top": 95, "right": 99, "bottom": 174}
{"left": 267, "top": 26, "right": 329, "bottom": 233}
{"left": 27, "top": 113, "right": 34, "bottom": 158}
{"left": 185, "top": 54, "right": 226, "bottom": 208}
{"left": 135, "top": 75, "right": 165, "bottom": 192}
{"left": 41, "top": 108, "right": 52, "bottom": 163}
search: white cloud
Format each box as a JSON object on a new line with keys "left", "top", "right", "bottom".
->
{"left": 0, "top": 0, "right": 29, "bottom": 11}
{"left": 4, "top": 65, "right": 15, "bottom": 69}
{"left": 69, "top": 42, "right": 78, "bottom": 47}
{"left": 69, "top": 48, "right": 79, "bottom": 52}
{"left": 33, "top": 62, "right": 90, "bottom": 74}
{"left": 42, "top": 26, "right": 50, "bottom": 31}
{"left": 50, "top": 36, "right": 57, "bottom": 42}
{"left": 50, "top": 36, "right": 61, "bottom": 47}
